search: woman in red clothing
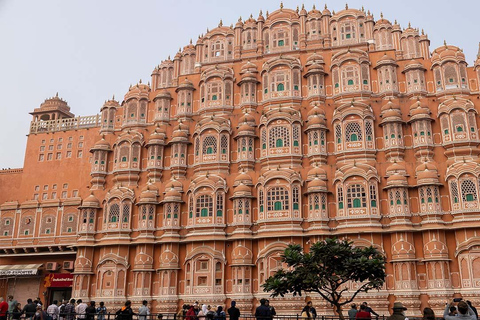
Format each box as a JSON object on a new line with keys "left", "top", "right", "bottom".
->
{"left": 356, "top": 305, "right": 372, "bottom": 320}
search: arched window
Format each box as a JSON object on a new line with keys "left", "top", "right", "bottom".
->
{"left": 202, "top": 136, "right": 217, "bottom": 155}
{"left": 345, "top": 122, "right": 363, "bottom": 142}
{"left": 277, "top": 83, "right": 285, "bottom": 91}
{"left": 122, "top": 203, "right": 130, "bottom": 222}
{"left": 259, "top": 189, "right": 264, "bottom": 213}
{"left": 220, "top": 135, "right": 228, "bottom": 154}
{"left": 196, "top": 195, "right": 213, "bottom": 217}
{"left": 267, "top": 187, "right": 289, "bottom": 212}
{"left": 292, "top": 186, "right": 299, "bottom": 210}
{"left": 269, "top": 126, "right": 290, "bottom": 148}
{"left": 109, "top": 203, "right": 120, "bottom": 223}
{"left": 347, "top": 184, "right": 367, "bottom": 209}
{"left": 461, "top": 179, "right": 478, "bottom": 202}
{"left": 216, "top": 193, "right": 224, "bottom": 217}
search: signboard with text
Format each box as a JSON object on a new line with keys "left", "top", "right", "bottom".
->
{"left": 44, "top": 273, "right": 73, "bottom": 288}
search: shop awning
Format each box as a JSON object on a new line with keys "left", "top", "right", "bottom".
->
{"left": 0, "top": 264, "right": 42, "bottom": 276}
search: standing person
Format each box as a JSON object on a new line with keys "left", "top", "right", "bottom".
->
{"left": 362, "top": 303, "right": 379, "bottom": 318}
{"left": 348, "top": 304, "right": 358, "bottom": 320}
{"left": 0, "top": 298, "right": 9, "bottom": 320}
{"left": 116, "top": 301, "right": 135, "bottom": 320}
{"left": 206, "top": 306, "right": 215, "bottom": 320}
{"left": 467, "top": 301, "right": 478, "bottom": 319}
{"left": 185, "top": 305, "right": 196, "bottom": 320}
{"left": 96, "top": 302, "right": 107, "bottom": 320}
{"left": 7, "top": 296, "right": 17, "bottom": 315}
{"left": 214, "top": 306, "right": 225, "bottom": 320}
{"left": 386, "top": 302, "right": 407, "bottom": 320}
{"left": 85, "top": 301, "right": 96, "bottom": 320}
{"left": 422, "top": 307, "right": 435, "bottom": 320}
{"left": 76, "top": 300, "right": 87, "bottom": 320}
{"left": 265, "top": 300, "right": 275, "bottom": 320}
{"left": 444, "top": 300, "right": 476, "bottom": 320}
{"left": 355, "top": 305, "right": 371, "bottom": 320}
{"left": 255, "top": 299, "right": 271, "bottom": 320}
{"left": 34, "top": 306, "right": 47, "bottom": 320}
{"left": 198, "top": 305, "right": 207, "bottom": 320}
{"left": 36, "top": 299, "right": 43, "bottom": 309}
{"left": 227, "top": 301, "right": 240, "bottom": 320}
{"left": 64, "top": 299, "right": 76, "bottom": 320}
{"left": 23, "top": 299, "right": 38, "bottom": 320}
{"left": 47, "top": 301, "right": 60, "bottom": 320}
{"left": 302, "top": 302, "right": 317, "bottom": 320}
{"left": 138, "top": 300, "right": 150, "bottom": 320}
{"left": 11, "top": 303, "right": 22, "bottom": 320}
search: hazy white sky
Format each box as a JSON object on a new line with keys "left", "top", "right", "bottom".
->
{"left": 0, "top": 0, "right": 479, "bottom": 168}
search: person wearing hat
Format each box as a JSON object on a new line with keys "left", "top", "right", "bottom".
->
{"left": 386, "top": 302, "right": 407, "bottom": 320}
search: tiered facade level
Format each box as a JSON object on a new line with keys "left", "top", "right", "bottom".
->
{"left": 2, "top": 3, "right": 480, "bottom": 315}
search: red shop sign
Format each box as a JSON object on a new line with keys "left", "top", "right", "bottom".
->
{"left": 44, "top": 273, "right": 74, "bottom": 288}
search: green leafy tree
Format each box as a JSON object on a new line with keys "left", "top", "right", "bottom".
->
{"left": 262, "top": 238, "right": 386, "bottom": 320}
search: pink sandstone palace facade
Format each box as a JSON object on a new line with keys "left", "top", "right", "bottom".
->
{"left": 2, "top": 3, "right": 480, "bottom": 316}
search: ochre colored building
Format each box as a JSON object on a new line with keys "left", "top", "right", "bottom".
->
{"left": 2, "top": 3, "right": 480, "bottom": 316}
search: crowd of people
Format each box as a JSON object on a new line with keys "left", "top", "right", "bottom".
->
{"left": 0, "top": 296, "right": 120, "bottom": 320}
{"left": 177, "top": 301, "right": 241, "bottom": 320}
{"left": 0, "top": 296, "right": 478, "bottom": 320}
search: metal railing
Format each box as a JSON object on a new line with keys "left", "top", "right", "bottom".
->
{"left": 5, "top": 313, "right": 446, "bottom": 320}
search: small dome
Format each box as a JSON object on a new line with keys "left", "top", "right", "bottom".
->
{"left": 386, "top": 162, "right": 407, "bottom": 175}
{"left": 124, "top": 82, "right": 150, "bottom": 101}
{"left": 154, "top": 90, "right": 171, "bottom": 100}
{"left": 416, "top": 163, "right": 440, "bottom": 185}
{"left": 235, "top": 183, "right": 251, "bottom": 193}
{"left": 375, "top": 54, "right": 397, "bottom": 68}
{"left": 409, "top": 100, "right": 432, "bottom": 120}
{"left": 308, "top": 177, "right": 327, "bottom": 188}
{"left": 91, "top": 136, "right": 111, "bottom": 151}
{"left": 102, "top": 98, "right": 120, "bottom": 109}
{"left": 322, "top": 5, "right": 331, "bottom": 16}
{"left": 147, "top": 127, "right": 166, "bottom": 146}
{"left": 81, "top": 193, "right": 100, "bottom": 208}
{"left": 234, "top": 171, "right": 253, "bottom": 186}
{"left": 238, "top": 123, "right": 255, "bottom": 133}
{"left": 307, "top": 5, "right": 321, "bottom": 17}
{"left": 307, "top": 165, "right": 327, "bottom": 179}
{"left": 176, "top": 78, "right": 195, "bottom": 91}
{"left": 432, "top": 43, "right": 466, "bottom": 66}
{"left": 374, "top": 12, "right": 392, "bottom": 29}
{"left": 307, "top": 105, "right": 326, "bottom": 118}
{"left": 139, "top": 186, "right": 158, "bottom": 204}
{"left": 165, "top": 178, "right": 183, "bottom": 191}
{"left": 165, "top": 187, "right": 181, "bottom": 199}
{"left": 386, "top": 173, "right": 408, "bottom": 188}
{"left": 238, "top": 112, "right": 256, "bottom": 125}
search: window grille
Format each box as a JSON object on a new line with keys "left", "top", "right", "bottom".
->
{"left": 461, "top": 179, "right": 478, "bottom": 202}
{"left": 267, "top": 187, "right": 289, "bottom": 211}
{"left": 345, "top": 122, "right": 362, "bottom": 142}
{"left": 202, "top": 136, "right": 217, "bottom": 154}
{"left": 109, "top": 203, "right": 120, "bottom": 223}
{"left": 347, "top": 184, "right": 367, "bottom": 208}
{"left": 196, "top": 195, "right": 213, "bottom": 217}
{"left": 269, "top": 126, "right": 290, "bottom": 148}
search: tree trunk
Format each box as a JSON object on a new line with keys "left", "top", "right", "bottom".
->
{"left": 335, "top": 304, "right": 344, "bottom": 320}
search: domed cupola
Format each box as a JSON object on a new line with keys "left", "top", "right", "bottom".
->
{"left": 122, "top": 81, "right": 150, "bottom": 128}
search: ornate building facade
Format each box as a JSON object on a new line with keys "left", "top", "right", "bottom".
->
{"left": 2, "top": 3, "right": 480, "bottom": 316}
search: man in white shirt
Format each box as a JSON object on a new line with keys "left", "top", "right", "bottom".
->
{"left": 47, "top": 300, "right": 60, "bottom": 320}
{"left": 75, "top": 300, "right": 88, "bottom": 320}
